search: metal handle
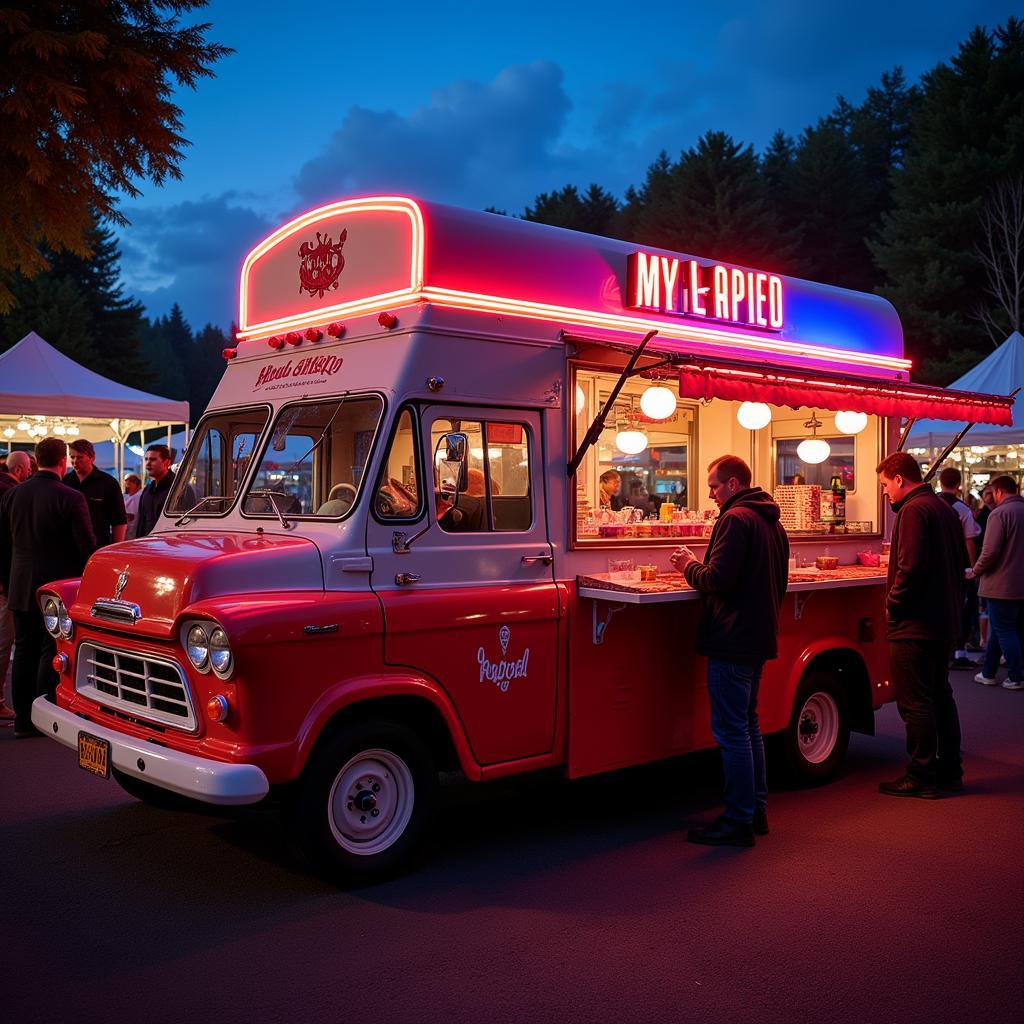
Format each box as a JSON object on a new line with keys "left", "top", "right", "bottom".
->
{"left": 395, "top": 572, "right": 422, "bottom": 586}
{"left": 521, "top": 553, "right": 553, "bottom": 566}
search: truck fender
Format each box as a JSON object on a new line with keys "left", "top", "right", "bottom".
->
{"left": 291, "top": 671, "right": 482, "bottom": 782}
{"left": 783, "top": 636, "right": 873, "bottom": 734}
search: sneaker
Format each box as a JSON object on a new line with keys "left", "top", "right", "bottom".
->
{"left": 975, "top": 672, "right": 999, "bottom": 686}
{"left": 878, "top": 775, "right": 939, "bottom": 800}
{"left": 1002, "top": 679, "right": 1024, "bottom": 691}
{"left": 950, "top": 656, "right": 977, "bottom": 670}
{"left": 753, "top": 809, "right": 769, "bottom": 836}
{"left": 965, "top": 641, "right": 984, "bottom": 653}
{"left": 687, "top": 814, "right": 755, "bottom": 847}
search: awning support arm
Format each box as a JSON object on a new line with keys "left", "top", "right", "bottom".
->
{"left": 896, "top": 418, "right": 917, "bottom": 452}
{"left": 567, "top": 330, "right": 658, "bottom": 479}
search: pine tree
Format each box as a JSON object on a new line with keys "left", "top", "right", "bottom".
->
{"left": 0, "top": 274, "right": 99, "bottom": 364}
{"left": 870, "top": 18, "right": 1024, "bottom": 382}
{"left": 523, "top": 185, "right": 619, "bottom": 235}
{"left": 191, "top": 323, "right": 229, "bottom": 422}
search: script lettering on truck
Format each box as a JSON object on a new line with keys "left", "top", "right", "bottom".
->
{"left": 254, "top": 354, "right": 344, "bottom": 392}
{"left": 626, "top": 251, "right": 784, "bottom": 331}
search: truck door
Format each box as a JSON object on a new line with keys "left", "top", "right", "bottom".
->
{"left": 366, "top": 405, "right": 559, "bottom": 765}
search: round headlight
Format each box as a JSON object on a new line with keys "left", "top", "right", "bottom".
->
{"left": 58, "top": 602, "right": 74, "bottom": 639}
{"left": 42, "top": 596, "right": 60, "bottom": 636}
{"left": 209, "top": 627, "right": 232, "bottom": 675}
{"left": 186, "top": 624, "right": 209, "bottom": 669}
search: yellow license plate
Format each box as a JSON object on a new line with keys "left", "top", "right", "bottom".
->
{"left": 78, "top": 731, "right": 110, "bottom": 779}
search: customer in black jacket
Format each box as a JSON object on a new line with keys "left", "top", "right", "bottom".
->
{"left": 0, "top": 437, "right": 96, "bottom": 736}
{"left": 670, "top": 455, "right": 789, "bottom": 847}
{"left": 877, "top": 451, "right": 966, "bottom": 797}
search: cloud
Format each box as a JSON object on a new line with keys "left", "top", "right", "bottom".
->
{"left": 117, "top": 195, "right": 274, "bottom": 329}
{"left": 294, "top": 61, "right": 583, "bottom": 213}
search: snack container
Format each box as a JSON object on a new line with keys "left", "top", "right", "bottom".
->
{"left": 815, "top": 556, "right": 839, "bottom": 570}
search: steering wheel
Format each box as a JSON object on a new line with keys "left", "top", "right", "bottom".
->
{"left": 375, "top": 488, "right": 399, "bottom": 517}
{"left": 327, "top": 483, "right": 357, "bottom": 506}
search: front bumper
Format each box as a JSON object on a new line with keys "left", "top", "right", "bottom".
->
{"left": 32, "top": 697, "right": 270, "bottom": 806}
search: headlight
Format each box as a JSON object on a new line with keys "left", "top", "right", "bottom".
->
{"left": 209, "top": 627, "right": 232, "bottom": 675}
{"left": 58, "top": 602, "right": 74, "bottom": 639}
{"left": 42, "top": 596, "right": 60, "bottom": 636}
{"left": 186, "top": 624, "right": 209, "bottom": 669}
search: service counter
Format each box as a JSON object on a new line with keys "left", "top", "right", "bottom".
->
{"left": 576, "top": 565, "right": 888, "bottom": 643}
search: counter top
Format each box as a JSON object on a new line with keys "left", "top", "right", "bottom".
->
{"left": 577, "top": 565, "right": 888, "bottom": 605}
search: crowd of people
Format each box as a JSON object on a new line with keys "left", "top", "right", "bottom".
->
{"left": 671, "top": 451, "right": 1023, "bottom": 847}
{"left": 0, "top": 437, "right": 182, "bottom": 735}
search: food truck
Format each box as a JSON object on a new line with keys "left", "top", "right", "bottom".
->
{"left": 33, "top": 196, "right": 1015, "bottom": 878}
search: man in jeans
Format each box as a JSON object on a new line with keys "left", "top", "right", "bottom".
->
{"left": 670, "top": 455, "right": 789, "bottom": 847}
{"left": 877, "top": 452, "right": 966, "bottom": 797}
{"left": 970, "top": 474, "right": 1024, "bottom": 690}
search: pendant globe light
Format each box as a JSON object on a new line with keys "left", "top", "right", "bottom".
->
{"left": 575, "top": 383, "right": 586, "bottom": 415}
{"left": 640, "top": 384, "right": 676, "bottom": 420}
{"left": 614, "top": 397, "right": 648, "bottom": 454}
{"left": 737, "top": 401, "right": 772, "bottom": 430}
{"left": 797, "top": 411, "right": 831, "bottom": 465}
{"left": 834, "top": 410, "right": 868, "bottom": 435}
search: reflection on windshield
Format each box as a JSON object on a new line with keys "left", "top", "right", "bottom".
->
{"left": 166, "top": 407, "right": 270, "bottom": 516}
{"left": 243, "top": 396, "right": 383, "bottom": 518}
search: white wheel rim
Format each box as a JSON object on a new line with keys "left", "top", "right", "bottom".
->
{"left": 797, "top": 692, "right": 839, "bottom": 764}
{"left": 327, "top": 748, "right": 415, "bottom": 856}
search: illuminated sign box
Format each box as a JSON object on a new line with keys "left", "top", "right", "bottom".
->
{"left": 626, "top": 252, "right": 784, "bottom": 331}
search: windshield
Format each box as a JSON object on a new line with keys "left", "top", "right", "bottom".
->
{"left": 242, "top": 395, "right": 384, "bottom": 518}
{"left": 166, "top": 406, "right": 270, "bottom": 516}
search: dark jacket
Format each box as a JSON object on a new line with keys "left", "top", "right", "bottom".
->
{"left": 682, "top": 487, "right": 790, "bottom": 661}
{"left": 0, "top": 470, "right": 96, "bottom": 611}
{"left": 0, "top": 468, "right": 19, "bottom": 494}
{"left": 886, "top": 483, "right": 966, "bottom": 641}
{"left": 137, "top": 470, "right": 177, "bottom": 538}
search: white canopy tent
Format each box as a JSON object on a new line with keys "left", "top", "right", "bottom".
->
{"left": 0, "top": 331, "right": 190, "bottom": 480}
{"left": 906, "top": 331, "right": 1024, "bottom": 448}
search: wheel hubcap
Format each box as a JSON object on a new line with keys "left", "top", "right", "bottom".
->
{"left": 328, "top": 749, "right": 414, "bottom": 856}
{"left": 797, "top": 692, "right": 839, "bottom": 764}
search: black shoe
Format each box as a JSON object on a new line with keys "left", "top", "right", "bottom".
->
{"left": 937, "top": 777, "right": 964, "bottom": 793}
{"left": 753, "top": 809, "right": 769, "bottom": 835}
{"left": 687, "top": 815, "right": 755, "bottom": 847}
{"left": 949, "top": 656, "right": 977, "bottom": 670}
{"left": 878, "top": 775, "right": 939, "bottom": 799}
{"left": 13, "top": 727, "right": 42, "bottom": 739}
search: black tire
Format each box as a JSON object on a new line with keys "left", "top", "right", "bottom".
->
{"left": 782, "top": 670, "right": 850, "bottom": 784}
{"left": 285, "top": 719, "right": 437, "bottom": 883}
{"left": 112, "top": 767, "right": 200, "bottom": 810}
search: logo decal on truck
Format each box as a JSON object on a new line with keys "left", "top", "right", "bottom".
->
{"left": 298, "top": 229, "right": 347, "bottom": 299}
{"left": 478, "top": 626, "right": 529, "bottom": 694}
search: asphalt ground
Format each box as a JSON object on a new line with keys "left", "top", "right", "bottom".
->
{"left": 2, "top": 666, "right": 1022, "bottom": 1024}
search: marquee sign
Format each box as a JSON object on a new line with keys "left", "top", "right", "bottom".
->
{"left": 626, "top": 251, "right": 784, "bottom": 331}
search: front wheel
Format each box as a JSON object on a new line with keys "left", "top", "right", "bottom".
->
{"left": 286, "top": 720, "right": 437, "bottom": 882}
{"left": 782, "top": 670, "right": 850, "bottom": 784}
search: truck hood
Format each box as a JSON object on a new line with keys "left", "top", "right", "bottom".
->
{"left": 72, "top": 532, "right": 325, "bottom": 638}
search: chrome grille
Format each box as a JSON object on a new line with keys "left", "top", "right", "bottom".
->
{"left": 76, "top": 642, "right": 196, "bottom": 731}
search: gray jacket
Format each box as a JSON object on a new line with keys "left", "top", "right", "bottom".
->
{"left": 973, "top": 494, "right": 1024, "bottom": 600}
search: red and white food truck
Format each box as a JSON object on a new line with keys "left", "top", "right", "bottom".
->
{"left": 33, "top": 197, "right": 1015, "bottom": 877}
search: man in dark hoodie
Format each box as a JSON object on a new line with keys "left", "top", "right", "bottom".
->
{"left": 877, "top": 452, "right": 966, "bottom": 797}
{"left": 670, "top": 455, "right": 789, "bottom": 847}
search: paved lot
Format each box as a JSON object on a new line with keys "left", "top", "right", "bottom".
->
{"left": 2, "top": 668, "right": 1022, "bottom": 1024}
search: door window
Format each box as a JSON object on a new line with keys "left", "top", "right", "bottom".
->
{"left": 373, "top": 408, "right": 422, "bottom": 520}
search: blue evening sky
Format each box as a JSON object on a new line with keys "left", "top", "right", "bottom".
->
{"left": 116, "top": 0, "right": 1015, "bottom": 332}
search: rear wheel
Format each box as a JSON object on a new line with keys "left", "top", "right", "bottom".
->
{"left": 783, "top": 670, "right": 850, "bottom": 783}
{"left": 286, "top": 719, "right": 437, "bottom": 882}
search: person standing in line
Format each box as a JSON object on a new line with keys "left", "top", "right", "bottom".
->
{"left": 0, "top": 451, "right": 32, "bottom": 721}
{"left": 64, "top": 439, "right": 127, "bottom": 547}
{"left": 876, "top": 453, "right": 966, "bottom": 798}
{"left": 0, "top": 438, "right": 95, "bottom": 738}
{"left": 970, "top": 475, "right": 1024, "bottom": 690}
{"left": 123, "top": 473, "right": 143, "bottom": 539}
{"left": 599, "top": 469, "right": 622, "bottom": 510}
{"left": 136, "top": 444, "right": 180, "bottom": 537}
{"left": 670, "top": 454, "right": 789, "bottom": 847}
{"left": 938, "top": 466, "right": 982, "bottom": 668}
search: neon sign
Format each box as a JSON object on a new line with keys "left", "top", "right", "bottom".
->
{"left": 626, "top": 252, "right": 784, "bottom": 331}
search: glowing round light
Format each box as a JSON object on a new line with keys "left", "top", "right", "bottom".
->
{"left": 67, "top": 424, "right": 80, "bottom": 436}
{"left": 834, "top": 410, "right": 868, "bottom": 435}
{"left": 736, "top": 402, "right": 772, "bottom": 430}
{"left": 797, "top": 438, "right": 832, "bottom": 464}
{"left": 16, "top": 419, "right": 29, "bottom": 432}
{"left": 53, "top": 424, "right": 66, "bottom": 435}
{"left": 575, "top": 384, "right": 585, "bottom": 415}
{"left": 2, "top": 428, "right": 14, "bottom": 438}
{"left": 640, "top": 385, "right": 676, "bottom": 420}
{"left": 615, "top": 428, "right": 649, "bottom": 455}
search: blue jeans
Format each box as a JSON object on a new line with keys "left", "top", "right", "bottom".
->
{"left": 707, "top": 658, "right": 768, "bottom": 823}
{"left": 983, "top": 598, "right": 1024, "bottom": 682}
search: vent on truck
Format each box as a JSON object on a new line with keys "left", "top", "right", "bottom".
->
{"left": 75, "top": 643, "right": 197, "bottom": 732}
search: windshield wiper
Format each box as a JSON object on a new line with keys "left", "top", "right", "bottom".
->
{"left": 248, "top": 489, "right": 292, "bottom": 530}
{"left": 281, "top": 393, "right": 349, "bottom": 475}
{"left": 174, "top": 495, "right": 231, "bottom": 526}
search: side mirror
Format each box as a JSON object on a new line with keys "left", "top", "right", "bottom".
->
{"left": 436, "top": 432, "right": 468, "bottom": 499}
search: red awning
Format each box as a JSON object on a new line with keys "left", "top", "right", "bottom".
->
{"left": 677, "top": 360, "right": 1015, "bottom": 426}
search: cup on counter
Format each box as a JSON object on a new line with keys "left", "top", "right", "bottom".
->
{"left": 608, "top": 557, "right": 639, "bottom": 582}
{"left": 639, "top": 564, "right": 658, "bottom": 582}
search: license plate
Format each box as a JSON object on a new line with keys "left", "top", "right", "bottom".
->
{"left": 78, "top": 731, "right": 110, "bottom": 779}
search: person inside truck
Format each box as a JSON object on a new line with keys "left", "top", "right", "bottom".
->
{"left": 435, "top": 466, "right": 486, "bottom": 532}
